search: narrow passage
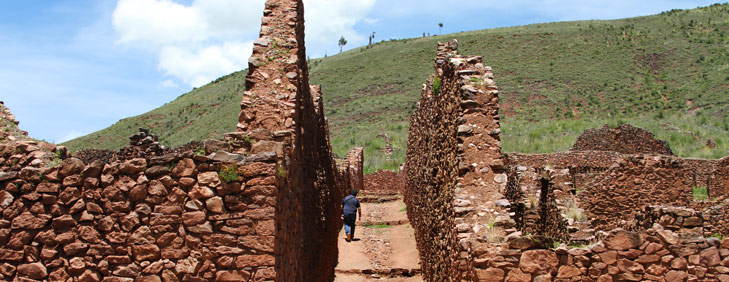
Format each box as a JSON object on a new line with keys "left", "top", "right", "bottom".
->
{"left": 334, "top": 194, "right": 422, "bottom": 282}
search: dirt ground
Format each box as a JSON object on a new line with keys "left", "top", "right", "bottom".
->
{"left": 334, "top": 199, "right": 422, "bottom": 282}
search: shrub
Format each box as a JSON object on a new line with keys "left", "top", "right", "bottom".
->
{"left": 432, "top": 77, "right": 441, "bottom": 96}
{"left": 219, "top": 164, "right": 239, "bottom": 183}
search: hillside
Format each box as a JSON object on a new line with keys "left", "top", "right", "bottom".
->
{"left": 64, "top": 4, "right": 729, "bottom": 173}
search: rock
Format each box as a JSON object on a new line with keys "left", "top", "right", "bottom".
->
{"left": 148, "top": 180, "right": 167, "bottom": 196}
{"left": 17, "top": 262, "right": 47, "bottom": 280}
{"left": 657, "top": 229, "right": 680, "bottom": 245}
{"left": 206, "top": 197, "right": 224, "bottom": 213}
{"left": 701, "top": 246, "right": 721, "bottom": 266}
{"left": 210, "top": 151, "right": 246, "bottom": 163}
{"left": 78, "top": 269, "right": 100, "bottom": 282}
{"left": 187, "top": 222, "right": 213, "bottom": 234}
{"left": 0, "top": 191, "right": 14, "bottom": 208}
{"left": 604, "top": 230, "right": 641, "bottom": 251}
{"left": 557, "top": 265, "right": 581, "bottom": 279}
{"left": 617, "top": 258, "right": 644, "bottom": 273}
{"left": 175, "top": 257, "right": 199, "bottom": 274}
{"left": 508, "top": 236, "right": 536, "bottom": 250}
{"left": 133, "top": 244, "right": 160, "bottom": 261}
{"left": 59, "top": 158, "right": 84, "bottom": 177}
{"left": 495, "top": 199, "right": 511, "bottom": 207}
{"left": 665, "top": 270, "right": 687, "bottom": 282}
{"left": 215, "top": 270, "right": 251, "bottom": 282}
{"left": 189, "top": 185, "right": 215, "bottom": 199}
{"left": 505, "top": 268, "right": 531, "bottom": 282}
{"left": 182, "top": 211, "right": 207, "bottom": 226}
{"left": 120, "top": 158, "right": 147, "bottom": 174}
{"left": 172, "top": 158, "right": 197, "bottom": 177}
{"left": 243, "top": 152, "right": 277, "bottom": 163}
{"left": 251, "top": 141, "right": 284, "bottom": 157}
{"left": 0, "top": 171, "right": 17, "bottom": 181}
{"left": 11, "top": 212, "right": 50, "bottom": 229}
{"left": 520, "top": 249, "right": 558, "bottom": 274}
{"left": 476, "top": 268, "right": 505, "bottom": 282}
{"left": 198, "top": 172, "right": 221, "bottom": 187}
{"left": 145, "top": 166, "right": 170, "bottom": 177}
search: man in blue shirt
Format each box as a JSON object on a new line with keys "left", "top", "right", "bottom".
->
{"left": 342, "top": 189, "right": 361, "bottom": 242}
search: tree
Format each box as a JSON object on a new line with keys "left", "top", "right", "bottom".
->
{"left": 438, "top": 23, "right": 443, "bottom": 35}
{"left": 338, "top": 36, "right": 347, "bottom": 53}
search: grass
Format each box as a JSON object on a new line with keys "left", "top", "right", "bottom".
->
{"left": 399, "top": 206, "right": 407, "bottom": 212}
{"left": 364, "top": 223, "right": 393, "bottom": 229}
{"left": 63, "top": 4, "right": 729, "bottom": 171}
{"left": 693, "top": 186, "right": 709, "bottom": 201}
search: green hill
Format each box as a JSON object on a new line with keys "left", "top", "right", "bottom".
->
{"left": 64, "top": 4, "right": 729, "bottom": 173}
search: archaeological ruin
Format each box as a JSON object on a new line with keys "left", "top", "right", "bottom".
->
{"left": 404, "top": 39, "right": 729, "bottom": 282}
{"left": 1, "top": 0, "right": 729, "bottom": 281}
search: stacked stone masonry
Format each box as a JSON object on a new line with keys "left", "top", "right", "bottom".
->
{"left": 405, "top": 40, "right": 506, "bottom": 281}
{"left": 572, "top": 124, "right": 674, "bottom": 156}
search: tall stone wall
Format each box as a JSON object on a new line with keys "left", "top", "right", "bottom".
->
{"left": 405, "top": 40, "right": 505, "bottom": 281}
{"left": 241, "top": 0, "right": 345, "bottom": 280}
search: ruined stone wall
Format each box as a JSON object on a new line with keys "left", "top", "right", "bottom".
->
{"left": 578, "top": 155, "right": 694, "bottom": 230}
{"left": 475, "top": 228, "right": 729, "bottom": 281}
{"left": 345, "top": 147, "right": 364, "bottom": 193}
{"left": 242, "top": 0, "right": 345, "bottom": 280}
{"left": 405, "top": 41, "right": 505, "bottom": 282}
{"left": 572, "top": 124, "right": 674, "bottom": 155}
{"left": 0, "top": 139, "right": 281, "bottom": 281}
{"left": 714, "top": 156, "right": 729, "bottom": 198}
{"left": 0, "top": 0, "right": 352, "bottom": 281}
{"left": 363, "top": 170, "right": 404, "bottom": 194}
{"left": 508, "top": 152, "right": 724, "bottom": 231}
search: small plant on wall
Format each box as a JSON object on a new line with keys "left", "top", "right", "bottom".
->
{"left": 219, "top": 164, "right": 239, "bottom": 183}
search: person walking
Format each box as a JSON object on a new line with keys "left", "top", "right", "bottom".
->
{"left": 342, "top": 189, "right": 361, "bottom": 242}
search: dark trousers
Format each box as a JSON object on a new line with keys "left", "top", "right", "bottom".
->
{"left": 343, "top": 213, "right": 357, "bottom": 237}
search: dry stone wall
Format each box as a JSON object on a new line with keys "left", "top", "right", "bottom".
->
{"left": 0, "top": 138, "right": 282, "bottom": 281}
{"left": 0, "top": 0, "right": 359, "bottom": 281}
{"left": 241, "top": 0, "right": 347, "bottom": 280}
{"left": 572, "top": 124, "right": 674, "bottom": 156}
{"left": 405, "top": 40, "right": 505, "bottom": 282}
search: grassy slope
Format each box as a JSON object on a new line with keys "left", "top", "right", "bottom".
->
{"left": 65, "top": 4, "right": 729, "bottom": 172}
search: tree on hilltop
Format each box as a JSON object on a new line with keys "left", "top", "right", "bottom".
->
{"left": 438, "top": 23, "right": 443, "bottom": 35}
{"left": 338, "top": 36, "right": 347, "bottom": 53}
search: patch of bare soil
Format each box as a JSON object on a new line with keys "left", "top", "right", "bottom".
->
{"left": 334, "top": 198, "right": 422, "bottom": 282}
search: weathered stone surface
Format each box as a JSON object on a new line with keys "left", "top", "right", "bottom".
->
{"left": 11, "top": 212, "right": 50, "bottom": 229}
{"left": 133, "top": 244, "right": 160, "bottom": 261}
{"left": 476, "top": 268, "right": 505, "bottom": 282}
{"left": 520, "top": 250, "right": 558, "bottom": 274}
{"left": 17, "top": 263, "right": 47, "bottom": 280}
{"left": 604, "top": 230, "right": 641, "bottom": 251}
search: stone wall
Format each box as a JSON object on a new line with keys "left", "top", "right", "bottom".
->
{"left": 345, "top": 147, "right": 364, "bottom": 193}
{"left": 475, "top": 228, "right": 729, "bottom": 282}
{"left": 0, "top": 138, "right": 282, "bottom": 281}
{"left": 240, "top": 0, "right": 346, "bottom": 280}
{"left": 508, "top": 152, "right": 726, "bottom": 231}
{"left": 0, "top": 0, "right": 359, "bottom": 281}
{"left": 405, "top": 40, "right": 505, "bottom": 281}
{"left": 572, "top": 124, "right": 674, "bottom": 156}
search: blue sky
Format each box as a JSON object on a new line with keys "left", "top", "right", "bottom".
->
{"left": 0, "top": 0, "right": 722, "bottom": 143}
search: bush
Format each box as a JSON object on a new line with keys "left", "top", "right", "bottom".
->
{"left": 219, "top": 164, "right": 239, "bottom": 183}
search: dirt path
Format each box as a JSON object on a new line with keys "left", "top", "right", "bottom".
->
{"left": 334, "top": 198, "right": 422, "bottom": 282}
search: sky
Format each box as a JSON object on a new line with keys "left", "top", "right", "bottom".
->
{"left": 0, "top": 0, "right": 722, "bottom": 143}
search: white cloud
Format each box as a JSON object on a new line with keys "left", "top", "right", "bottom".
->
{"left": 159, "top": 41, "right": 252, "bottom": 87}
{"left": 161, "top": 79, "right": 179, "bottom": 88}
{"left": 112, "top": 0, "right": 377, "bottom": 87}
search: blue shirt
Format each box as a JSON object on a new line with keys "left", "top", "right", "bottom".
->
{"left": 342, "top": 195, "right": 360, "bottom": 215}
